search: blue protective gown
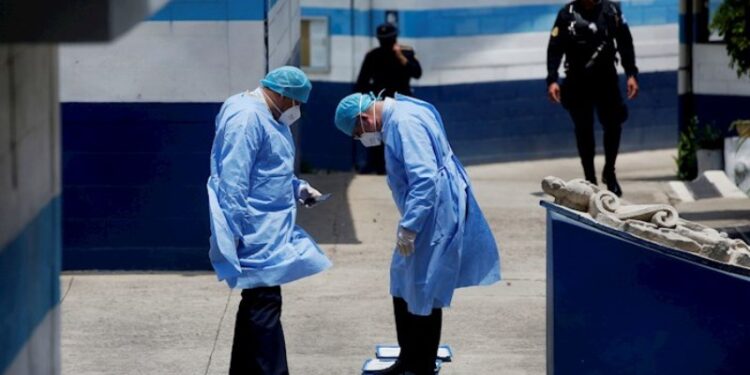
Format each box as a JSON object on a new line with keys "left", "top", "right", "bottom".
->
{"left": 207, "top": 90, "right": 331, "bottom": 289}
{"left": 383, "top": 94, "right": 501, "bottom": 316}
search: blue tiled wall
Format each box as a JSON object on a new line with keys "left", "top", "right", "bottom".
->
{"left": 62, "top": 103, "right": 220, "bottom": 270}
{"left": 62, "top": 72, "right": 676, "bottom": 269}
{"left": 299, "top": 82, "right": 357, "bottom": 171}
{"left": 692, "top": 94, "right": 750, "bottom": 135}
{"left": 301, "top": 71, "right": 678, "bottom": 168}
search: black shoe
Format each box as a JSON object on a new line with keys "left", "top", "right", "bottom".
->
{"left": 403, "top": 368, "right": 438, "bottom": 375}
{"left": 403, "top": 362, "right": 440, "bottom": 375}
{"left": 602, "top": 173, "right": 622, "bottom": 197}
{"left": 583, "top": 169, "right": 598, "bottom": 185}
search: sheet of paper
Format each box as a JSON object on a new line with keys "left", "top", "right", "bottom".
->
{"left": 375, "top": 344, "right": 453, "bottom": 361}
{"left": 362, "top": 358, "right": 396, "bottom": 371}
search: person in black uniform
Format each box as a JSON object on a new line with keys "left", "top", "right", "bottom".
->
{"left": 355, "top": 22, "right": 422, "bottom": 174}
{"left": 547, "top": 0, "right": 639, "bottom": 197}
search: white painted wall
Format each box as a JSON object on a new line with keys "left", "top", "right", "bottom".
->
{"left": 0, "top": 43, "right": 60, "bottom": 375}
{"left": 306, "top": 35, "right": 372, "bottom": 84}
{"left": 60, "top": 21, "right": 266, "bottom": 102}
{"left": 308, "top": 24, "right": 678, "bottom": 85}
{"left": 693, "top": 44, "right": 750, "bottom": 97}
{"left": 0, "top": 44, "right": 60, "bottom": 249}
{"left": 268, "top": 0, "right": 302, "bottom": 69}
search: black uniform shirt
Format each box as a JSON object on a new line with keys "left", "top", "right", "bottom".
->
{"left": 546, "top": 0, "right": 638, "bottom": 85}
{"left": 355, "top": 45, "right": 422, "bottom": 97}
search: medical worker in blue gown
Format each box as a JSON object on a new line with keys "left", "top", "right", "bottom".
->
{"left": 335, "top": 93, "right": 501, "bottom": 375}
{"left": 207, "top": 66, "right": 331, "bottom": 375}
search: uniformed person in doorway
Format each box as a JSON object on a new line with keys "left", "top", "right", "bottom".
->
{"left": 547, "top": 0, "right": 639, "bottom": 197}
{"left": 355, "top": 22, "right": 422, "bottom": 175}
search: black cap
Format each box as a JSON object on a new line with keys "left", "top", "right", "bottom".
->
{"left": 376, "top": 23, "right": 398, "bottom": 39}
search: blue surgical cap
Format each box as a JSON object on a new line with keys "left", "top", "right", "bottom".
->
{"left": 260, "top": 66, "right": 313, "bottom": 103}
{"left": 335, "top": 93, "right": 376, "bottom": 136}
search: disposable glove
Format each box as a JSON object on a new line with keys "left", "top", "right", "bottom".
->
{"left": 396, "top": 226, "right": 417, "bottom": 256}
{"left": 298, "top": 184, "right": 322, "bottom": 207}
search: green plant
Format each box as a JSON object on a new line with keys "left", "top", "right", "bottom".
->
{"left": 711, "top": 0, "right": 750, "bottom": 78}
{"left": 675, "top": 117, "right": 698, "bottom": 181}
{"left": 696, "top": 121, "right": 723, "bottom": 150}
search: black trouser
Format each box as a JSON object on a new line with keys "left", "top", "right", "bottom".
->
{"left": 230, "top": 286, "right": 289, "bottom": 375}
{"left": 393, "top": 297, "right": 442, "bottom": 374}
{"left": 561, "top": 69, "right": 628, "bottom": 183}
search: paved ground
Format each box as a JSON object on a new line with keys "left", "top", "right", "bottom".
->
{"left": 61, "top": 149, "right": 684, "bottom": 375}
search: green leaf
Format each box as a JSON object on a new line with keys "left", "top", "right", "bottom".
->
{"left": 711, "top": 0, "right": 750, "bottom": 78}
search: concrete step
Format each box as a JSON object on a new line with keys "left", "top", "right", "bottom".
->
{"left": 668, "top": 170, "right": 747, "bottom": 203}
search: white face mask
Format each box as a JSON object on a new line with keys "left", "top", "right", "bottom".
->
{"left": 279, "top": 105, "right": 301, "bottom": 126}
{"left": 359, "top": 131, "right": 383, "bottom": 147}
{"left": 357, "top": 95, "right": 382, "bottom": 148}
{"left": 264, "top": 91, "right": 300, "bottom": 126}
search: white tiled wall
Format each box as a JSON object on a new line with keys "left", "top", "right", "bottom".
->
{"left": 693, "top": 44, "right": 750, "bottom": 97}
{"left": 60, "top": 21, "right": 266, "bottom": 102}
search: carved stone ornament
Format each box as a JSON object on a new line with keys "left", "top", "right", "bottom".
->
{"left": 542, "top": 176, "right": 750, "bottom": 269}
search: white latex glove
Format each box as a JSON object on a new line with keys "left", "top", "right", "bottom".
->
{"left": 396, "top": 226, "right": 417, "bottom": 256}
{"left": 298, "top": 185, "right": 322, "bottom": 207}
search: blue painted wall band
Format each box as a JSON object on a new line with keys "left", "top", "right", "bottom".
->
{"left": 61, "top": 72, "right": 679, "bottom": 269}
{"left": 150, "top": 0, "right": 267, "bottom": 21}
{"left": 303, "top": 0, "right": 678, "bottom": 38}
{"left": 0, "top": 197, "right": 61, "bottom": 373}
{"left": 300, "top": 71, "right": 678, "bottom": 169}
{"left": 149, "top": 1, "right": 678, "bottom": 30}
{"left": 692, "top": 94, "right": 750, "bottom": 134}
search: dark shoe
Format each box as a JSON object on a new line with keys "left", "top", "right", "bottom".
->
{"left": 402, "top": 368, "right": 437, "bottom": 375}
{"left": 583, "top": 169, "right": 598, "bottom": 185}
{"left": 403, "top": 362, "right": 440, "bottom": 375}
{"left": 602, "top": 173, "right": 622, "bottom": 197}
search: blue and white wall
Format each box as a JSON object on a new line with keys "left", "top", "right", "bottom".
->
{"left": 691, "top": 43, "right": 750, "bottom": 132}
{"left": 298, "top": 0, "right": 680, "bottom": 170}
{"left": 679, "top": 0, "right": 750, "bottom": 133}
{"left": 59, "top": 0, "right": 680, "bottom": 268}
{"left": 1, "top": 45, "right": 62, "bottom": 375}
{"left": 60, "top": 0, "right": 300, "bottom": 269}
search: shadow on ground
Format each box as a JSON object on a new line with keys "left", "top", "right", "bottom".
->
{"left": 621, "top": 174, "right": 676, "bottom": 182}
{"left": 681, "top": 210, "right": 750, "bottom": 222}
{"left": 296, "top": 172, "right": 360, "bottom": 244}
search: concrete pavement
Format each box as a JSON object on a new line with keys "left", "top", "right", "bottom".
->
{"left": 61, "top": 149, "right": 683, "bottom": 374}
